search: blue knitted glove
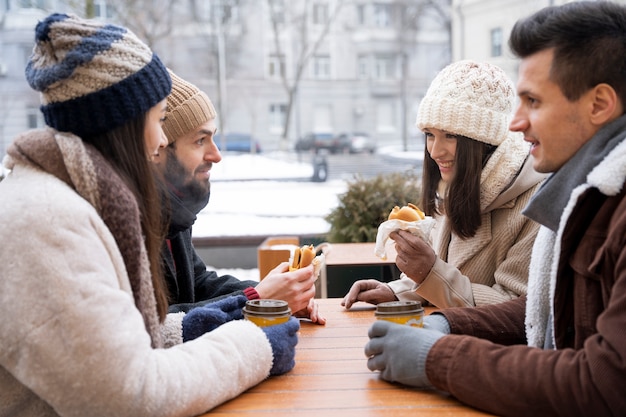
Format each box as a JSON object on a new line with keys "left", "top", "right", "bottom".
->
{"left": 182, "top": 295, "right": 247, "bottom": 341}
{"left": 423, "top": 314, "right": 451, "bottom": 334}
{"left": 262, "top": 316, "right": 300, "bottom": 376}
{"left": 365, "top": 320, "right": 444, "bottom": 388}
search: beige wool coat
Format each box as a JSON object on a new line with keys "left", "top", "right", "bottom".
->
{"left": 389, "top": 135, "right": 547, "bottom": 307}
{"left": 0, "top": 131, "right": 274, "bottom": 417}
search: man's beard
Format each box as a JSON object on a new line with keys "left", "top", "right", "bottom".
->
{"left": 164, "top": 153, "right": 211, "bottom": 215}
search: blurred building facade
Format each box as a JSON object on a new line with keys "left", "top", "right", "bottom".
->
{"left": 452, "top": 0, "right": 626, "bottom": 83}
{"left": 3, "top": 0, "right": 623, "bottom": 158}
{"left": 1, "top": 0, "right": 452, "bottom": 156}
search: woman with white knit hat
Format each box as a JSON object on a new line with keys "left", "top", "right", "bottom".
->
{"left": 344, "top": 60, "right": 547, "bottom": 309}
{"left": 0, "top": 13, "right": 296, "bottom": 417}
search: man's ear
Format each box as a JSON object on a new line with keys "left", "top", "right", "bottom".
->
{"left": 589, "top": 83, "right": 621, "bottom": 125}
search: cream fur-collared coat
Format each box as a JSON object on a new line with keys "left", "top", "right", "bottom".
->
{"left": 0, "top": 132, "right": 273, "bottom": 417}
{"left": 389, "top": 135, "right": 547, "bottom": 307}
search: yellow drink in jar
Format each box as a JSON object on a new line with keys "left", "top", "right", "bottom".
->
{"left": 375, "top": 301, "right": 424, "bottom": 327}
{"left": 243, "top": 299, "right": 291, "bottom": 327}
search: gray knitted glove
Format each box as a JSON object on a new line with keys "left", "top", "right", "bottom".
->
{"left": 423, "top": 313, "right": 451, "bottom": 334}
{"left": 365, "top": 320, "right": 444, "bottom": 388}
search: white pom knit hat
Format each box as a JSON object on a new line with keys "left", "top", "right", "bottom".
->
{"left": 416, "top": 60, "right": 516, "bottom": 146}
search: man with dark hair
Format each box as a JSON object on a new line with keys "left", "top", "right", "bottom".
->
{"left": 154, "top": 70, "right": 325, "bottom": 323}
{"left": 363, "top": 2, "right": 626, "bottom": 415}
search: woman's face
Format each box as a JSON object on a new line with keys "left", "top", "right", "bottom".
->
{"left": 424, "top": 127, "right": 458, "bottom": 183}
{"left": 144, "top": 99, "right": 168, "bottom": 160}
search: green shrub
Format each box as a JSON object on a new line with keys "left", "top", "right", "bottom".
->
{"left": 325, "top": 171, "right": 422, "bottom": 243}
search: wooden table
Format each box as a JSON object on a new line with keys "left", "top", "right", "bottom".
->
{"left": 205, "top": 298, "right": 493, "bottom": 416}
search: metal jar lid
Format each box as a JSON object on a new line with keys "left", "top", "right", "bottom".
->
{"left": 243, "top": 299, "right": 291, "bottom": 317}
{"left": 375, "top": 300, "right": 423, "bottom": 316}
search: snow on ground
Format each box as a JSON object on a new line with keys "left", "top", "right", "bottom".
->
{"left": 193, "top": 148, "right": 418, "bottom": 238}
{"left": 194, "top": 179, "right": 346, "bottom": 238}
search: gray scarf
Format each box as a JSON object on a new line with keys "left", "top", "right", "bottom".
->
{"left": 523, "top": 114, "right": 626, "bottom": 231}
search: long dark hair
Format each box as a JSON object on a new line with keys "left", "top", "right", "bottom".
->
{"left": 83, "top": 117, "right": 169, "bottom": 321}
{"left": 421, "top": 135, "right": 496, "bottom": 239}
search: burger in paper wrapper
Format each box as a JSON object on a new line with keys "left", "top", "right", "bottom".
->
{"left": 375, "top": 204, "right": 436, "bottom": 260}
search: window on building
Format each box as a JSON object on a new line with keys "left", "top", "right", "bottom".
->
{"left": 214, "top": 3, "right": 238, "bottom": 23}
{"left": 206, "top": 54, "right": 218, "bottom": 78}
{"left": 357, "top": 55, "right": 369, "bottom": 79}
{"left": 373, "top": 3, "right": 391, "bottom": 28}
{"left": 312, "top": 55, "right": 330, "bottom": 79}
{"left": 26, "top": 106, "right": 45, "bottom": 129}
{"left": 268, "top": 54, "right": 286, "bottom": 79}
{"left": 94, "top": 0, "right": 113, "bottom": 19}
{"left": 312, "top": 3, "right": 328, "bottom": 25}
{"left": 18, "top": 0, "right": 46, "bottom": 8}
{"left": 491, "top": 27, "right": 503, "bottom": 57}
{"left": 374, "top": 55, "right": 396, "bottom": 80}
{"left": 269, "top": 103, "right": 287, "bottom": 133}
{"left": 356, "top": 4, "right": 366, "bottom": 25}
{"left": 268, "top": 0, "right": 285, "bottom": 24}
{"left": 376, "top": 101, "right": 396, "bottom": 133}
{"left": 193, "top": 0, "right": 212, "bottom": 20}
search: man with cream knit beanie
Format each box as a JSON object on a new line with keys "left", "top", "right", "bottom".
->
{"left": 344, "top": 60, "right": 547, "bottom": 310}
{"left": 154, "top": 70, "right": 325, "bottom": 324}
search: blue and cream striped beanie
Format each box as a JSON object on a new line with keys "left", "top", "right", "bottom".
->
{"left": 25, "top": 13, "right": 171, "bottom": 138}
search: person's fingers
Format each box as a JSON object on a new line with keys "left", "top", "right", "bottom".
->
{"left": 267, "top": 261, "right": 290, "bottom": 275}
{"left": 308, "top": 300, "right": 327, "bottom": 325}
{"left": 364, "top": 336, "right": 384, "bottom": 358}
{"left": 366, "top": 353, "right": 386, "bottom": 372}
{"left": 342, "top": 281, "right": 365, "bottom": 308}
{"left": 367, "top": 320, "right": 391, "bottom": 338}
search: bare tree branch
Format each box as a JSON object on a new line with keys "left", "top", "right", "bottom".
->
{"left": 267, "top": 0, "right": 346, "bottom": 148}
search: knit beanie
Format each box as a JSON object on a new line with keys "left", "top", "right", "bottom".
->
{"left": 416, "top": 60, "right": 516, "bottom": 146}
{"left": 163, "top": 70, "right": 217, "bottom": 144}
{"left": 25, "top": 13, "right": 171, "bottom": 138}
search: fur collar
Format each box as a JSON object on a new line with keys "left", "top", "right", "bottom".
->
{"left": 525, "top": 137, "right": 626, "bottom": 348}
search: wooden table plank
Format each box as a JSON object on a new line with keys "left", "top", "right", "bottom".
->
{"left": 201, "top": 299, "right": 494, "bottom": 417}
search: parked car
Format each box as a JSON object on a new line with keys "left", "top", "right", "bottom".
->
{"left": 214, "top": 132, "right": 262, "bottom": 153}
{"left": 335, "top": 132, "right": 376, "bottom": 154}
{"left": 295, "top": 132, "right": 341, "bottom": 154}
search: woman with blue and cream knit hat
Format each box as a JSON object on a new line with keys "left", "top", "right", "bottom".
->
{"left": 344, "top": 60, "right": 547, "bottom": 310}
{"left": 0, "top": 13, "right": 283, "bottom": 417}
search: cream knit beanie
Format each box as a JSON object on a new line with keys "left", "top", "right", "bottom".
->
{"left": 416, "top": 60, "right": 516, "bottom": 146}
{"left": 163, "top": 70, "right": 217, "bottom": 144}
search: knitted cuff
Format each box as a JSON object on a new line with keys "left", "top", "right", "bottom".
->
{"left": 244, "top": 286, "right": 260, "bottom": 300}
{"left": 423, "top": 314, "right": 451, "bottom": 335}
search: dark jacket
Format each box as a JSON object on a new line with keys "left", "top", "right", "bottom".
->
{"left": 426, "top": 135, "right": 626, "bottom": 416}
{"left": 163, "top": 191, "right": 258, "bottom": 313}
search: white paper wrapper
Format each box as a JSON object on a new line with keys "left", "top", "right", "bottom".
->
{"left": 374, "top": 217, "right": 436, "bottom": 260}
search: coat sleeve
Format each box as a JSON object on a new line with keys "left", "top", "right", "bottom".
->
{"left": 168, "top": 249, "right": 258, "bottom": 313}
{"left": 428, "top": 232, "right": 626, "bottom": 416}
{"left": 0, "top": 175, "right": 273, "bottom": 417}
{"left": 390, "top": 188, "right": 539, "bottom": 308}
